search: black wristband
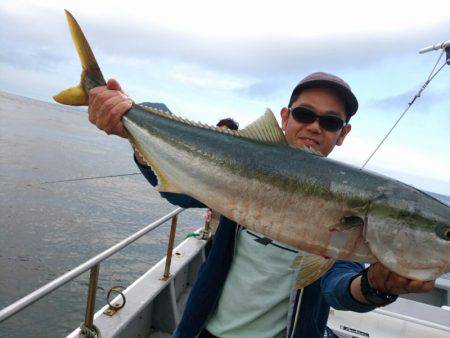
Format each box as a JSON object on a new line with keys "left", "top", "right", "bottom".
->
{"left": 360, "top": 267, "right": 398, "bottom": 307}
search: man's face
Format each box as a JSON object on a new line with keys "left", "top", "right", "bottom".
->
{"left": 280, "top": 86, "right": 352, "bottom": 156}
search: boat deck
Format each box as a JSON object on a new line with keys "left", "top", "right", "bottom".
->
{"left": 67, "top": 234, "right": 450, "bottom": 338}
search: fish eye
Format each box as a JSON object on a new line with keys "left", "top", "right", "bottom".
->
{"left": 435, "top": 224, "right": 450, "bottom": 241}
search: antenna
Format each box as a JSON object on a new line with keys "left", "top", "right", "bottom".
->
{"left": 360, "top": 39, "right": 449, "bottom": 169}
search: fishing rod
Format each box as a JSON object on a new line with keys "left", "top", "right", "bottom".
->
{"left": 360, "top": 40, "right": 450, "bottom": 169}
{"left": 41, "top": 172, "right": 141, "bottom": 184}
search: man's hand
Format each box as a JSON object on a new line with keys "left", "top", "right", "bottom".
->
{"left": 88, "top": 78, "right": 133, "bottom": 138}
{"left": 88, "top": 78, "right": 148, "bottom": 166}
{"left": 366, "top": 262, "right": 435, "bottom": 295}
{"left": 350, "top": 262, "right": 435, "bottom": 305}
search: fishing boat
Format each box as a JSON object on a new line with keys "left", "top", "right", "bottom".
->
{"left": 1, "top": 205, "right": 449, "bottom": 338}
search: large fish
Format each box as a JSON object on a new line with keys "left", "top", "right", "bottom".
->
{"left": 54, "top": 10, "right": 450, "bottom": 287}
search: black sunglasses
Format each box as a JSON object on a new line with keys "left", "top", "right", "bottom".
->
{"left": 289, "top": 107, "right": 346, "bottom": 132}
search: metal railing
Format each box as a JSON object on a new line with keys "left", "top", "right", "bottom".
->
{"left": 0, "top": 207, "right": 185, "bottom": 332}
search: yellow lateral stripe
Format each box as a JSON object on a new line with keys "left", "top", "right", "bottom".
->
{"left": 128, "top": 133, "right": 176, "bottom": 192}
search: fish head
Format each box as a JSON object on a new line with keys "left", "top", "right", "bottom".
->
{"left": 365, "top": 189, "right": 450, "bottom": 281}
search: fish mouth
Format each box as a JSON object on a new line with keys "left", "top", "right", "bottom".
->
{"left": 394, "top": 266, "right": 447, "bottom": 281}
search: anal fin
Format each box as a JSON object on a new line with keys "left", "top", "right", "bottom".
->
{"left": 291, "top": 252, "right": 334, "bottom": 289}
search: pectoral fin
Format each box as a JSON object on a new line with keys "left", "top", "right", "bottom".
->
{"left": 291, "top": 253, "right": 334, "bottom": 289}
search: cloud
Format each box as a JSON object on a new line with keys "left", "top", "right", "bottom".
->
{"left": 0, "top": 9, "right": 72, "bottom": 72}
{"left": 1, "top": 2, "right": 449, "bottom": 115}
{"left": 1, "top": 4, "right": 449, "bottom": 78}
{"left": 235, "top": 77, "right": 288, "bottom": 99}
{"left": 81, "top": 21, "right": 450, "bottom": 78}
{"left": 169, "top": 64, "right": 250, "bottom": 91}
{"left": 366, "top": 86, "right": 450, "bottom": 114}
{"left": 0, "top": 42, "right": 69, "bottom": 72}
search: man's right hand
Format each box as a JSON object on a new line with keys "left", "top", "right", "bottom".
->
{"left": 88, "top": 78, "right": 148, "bottom": 166}
{"left": 88, "top": 78, "right": 133, "bottom": 138}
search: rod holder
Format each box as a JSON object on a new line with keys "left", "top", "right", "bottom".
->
{"left": 419, "top": 40, "right": 450, "bottom": 54}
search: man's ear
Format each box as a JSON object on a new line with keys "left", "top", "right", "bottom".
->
{"left": 280, "top": 107, "right": 290, "bottom": 130}
{"left": 336, "top": 124, "right": 351, "bottom": 146}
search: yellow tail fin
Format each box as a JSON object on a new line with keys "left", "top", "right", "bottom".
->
{"left": 53, "top": 10, "right": 106, "bottom": 106}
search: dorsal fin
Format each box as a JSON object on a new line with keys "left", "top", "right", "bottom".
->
{"left": 139, "top": 104, "right": 286, "bottom": 145}
{"left": 238, "top": 108, "right": 287, "bottom": 144}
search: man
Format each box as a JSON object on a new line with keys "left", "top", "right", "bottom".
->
{"left": 88, "top": 72, "right": 435, "bottom": 338}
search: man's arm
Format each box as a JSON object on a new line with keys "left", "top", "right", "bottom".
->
{"left": 321, "top": 260, "right": 376, "bottom": 312}
{"left": 322, "top": 261, "right": 435, "bottom": 312}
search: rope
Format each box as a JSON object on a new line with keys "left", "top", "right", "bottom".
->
{"left": 360, "top": 56, "right": 447, "bottom": 169}
{"left": 79, "top": 323, "right": 100, "bottom": 337}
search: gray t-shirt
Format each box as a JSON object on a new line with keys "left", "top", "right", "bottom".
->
{"left": 206, "top": 228, "right": 297, "bottom": 338}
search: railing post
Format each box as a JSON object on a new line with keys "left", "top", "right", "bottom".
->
{"left": 84, "top": 264, "right": 100, "bottom": 331}
{"left": 163, "top": 215, "right": 178, "bottom": 280}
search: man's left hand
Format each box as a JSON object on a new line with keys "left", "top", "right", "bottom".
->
{"left": 367, "top": 262, "right": 435, "bottom": 295}
{"left": 350, "top": 262, "right": 435, "bottom": 305}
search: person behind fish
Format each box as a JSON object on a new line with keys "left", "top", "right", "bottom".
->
{"left": 204, "top": 118, "right": 239, "bottom": 238}
{"left": 88, "top": 72, "right": 435, "bottom": 338}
